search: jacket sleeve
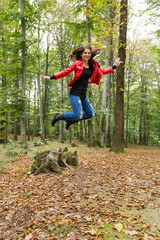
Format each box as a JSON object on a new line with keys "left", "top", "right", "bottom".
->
{"left": 101, "top": 66, "right": 114, "bottom": 74}
{"left": 54, "top": 62, "right": 76, "bottom": 80}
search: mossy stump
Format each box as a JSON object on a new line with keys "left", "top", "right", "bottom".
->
{"left": 31, "top": 148, "right": 78, "bottom": 175}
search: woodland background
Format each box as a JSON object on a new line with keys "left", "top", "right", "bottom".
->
{"left": 0, "top": 0, "right": 160, "bottom": 150}
{"left": 0, "top": 1, "right": 160, "bottom": 239}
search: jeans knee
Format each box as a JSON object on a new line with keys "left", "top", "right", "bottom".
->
{"left": 75, "top": 112, "right": 83, "bottom": 120}
{"left": 87, "top": 112, "right": 95, "bottom": 119}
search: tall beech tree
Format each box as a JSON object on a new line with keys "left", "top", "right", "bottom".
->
{"left": 37, "top": 19, "right": 45, "bottom": 141}
{"left": 0, "top": 17, "right": 8, "bottom": 144}
{"left": 111, "top": 0, "right": 128, "bottom": 153}
{"left": 106, "top": 4, "right": 116, "bottom": 147}
{"left": 86, "top": 0, "right": 93, "bottom": 147}
{"left": 125, "top": 43, "right": 134, "bottom": 147}
{"left": 101, "top": 1, "right": 113, "bottom": 148}
{"left": 20, "top": 0, "right": 27, "bottom": 147}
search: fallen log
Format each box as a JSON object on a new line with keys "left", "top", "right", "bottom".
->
{"left": 31, "top": 148, "right": 78, "bottom": 175}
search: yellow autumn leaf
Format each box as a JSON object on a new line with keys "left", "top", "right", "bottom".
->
{"left": 114, "top": 223, "right": 123, "bottom": 232}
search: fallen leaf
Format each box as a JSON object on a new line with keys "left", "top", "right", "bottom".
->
{"left": 124, "top": 230, "right": 138, "bottom": 236}
{"left": 90, "top": 228, "right": 97, "bottom": 236}
{"left": 25, "top": 234, "right": 33, "bottom": 240}
{"left": 114, "top": 223, "right": 123, "bottom": 232}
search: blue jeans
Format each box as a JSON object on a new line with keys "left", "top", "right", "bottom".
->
{"left": 63, "top": 94, "right": 94, "bottom": 120}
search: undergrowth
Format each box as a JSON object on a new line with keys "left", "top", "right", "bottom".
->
{"left": 0, "top": 141, "right": 25, "bottom": 169}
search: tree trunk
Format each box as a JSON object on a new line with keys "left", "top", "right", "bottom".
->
{"left": 27, "top": 88, "right": 31, "bottom": 141}
{"left": 80, "top": 121, "right": 83, "bottom": 141}
{"left": 139, "top": 75, "right": 146, "bottom": 145}
{"left": 106, "top": 4, "right": 116, "bottom": 147}
{"left": 60, "top": 77, "right": 64, "bottom": 143}
{"left": 111, "top": 0, "right": 128, "bottom": 153}
{"left": 139, "top": 104, "right": 143, "bottom": 145}
{"left": 14, "top": 77, "right": 19, "bottom": 141}
{"left": 32, "top": 78, "right": 37, "bottom": 140}
{"left": 0, "top": 18, "right": 8, "bottom": 144}
{"left": 106, "top": 72, "right": 112, "bottom": 147}
{"left": 125, "top": 47, "right": 133, "bottom": 147}
{"left": 101, "top": 51, "right": 108, "bottom": 147}
{"left": 143, "top": 84, "right": 147, "bottom": 145}
{"left": 37, "top": 20, "right": 45, "bottom": 141}
{"left": 101, "top": 2, "right": 110, "bottom": 147}
{"left": 1, "top": 75, "right": 8, "bottom": 144}
{"left": 57, "top": 24, "right": 65, "bottom": 143}
{"left": 20, "top": 0, "right": 27, "bottom": 148}
{"left": 125, "top": 71, "right": 130, "bottom": 147}
{"left": 84, "top": 121, "right": 87, "bottom": 143}
{"left": 14, "top": 115, "right": 18, "bottom": 141}
{"left": 31, "top": 148, "right": 78, "bottom": 175}
{"left": 43, "top": 34, "right": 50, "bottom": 137}
{"left": 87, "top": 89, "right": 93, "bottom": 147}
{"left": 133, "top": 119, "right": 137, "bottom": 144}
{"left": 86, "top": 0, "right": 93, "bottom": 147}
{"left": 158, "top": 74, "right": 160, "bottom": 96}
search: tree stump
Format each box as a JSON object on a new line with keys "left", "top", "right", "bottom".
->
{"left": 31, "top": 148, "right": 78, "bottom": 175}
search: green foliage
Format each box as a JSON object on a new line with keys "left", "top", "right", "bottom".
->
{"left": 0, "top": 142, "right": 25, "bottom": 169}
{"left": 0, "top": 0, "right": 159, "bottom": 146}
{"left": 54, "top": 224, "right": 72, "bottom": 236}
{"left": 32, "top": 158, "right": 41, "bottom": 170}
{"left": 145, "top": 0, "right": 160, "bottom": 38}
{"left": 124, "top": 40, "right": 160, "bottom": 146}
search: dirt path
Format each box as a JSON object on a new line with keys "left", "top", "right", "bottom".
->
{"left": 0, "top": 142, "right": 160, "bottom": 240}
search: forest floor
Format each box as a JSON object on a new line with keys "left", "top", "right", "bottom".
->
{"left": 0, "top": 140, "right": 160, "bottom": 240}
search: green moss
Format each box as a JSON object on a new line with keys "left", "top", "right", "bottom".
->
{"left": 54, "top": 224, "right": 72, "bottom": 236}
{"left": 66, "top": 151, "right": 71, "bottom": 157}
{"left": 91, "top": 222, "right": 130, "bottom": 239}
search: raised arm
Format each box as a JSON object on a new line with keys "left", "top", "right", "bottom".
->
{"left": 101, "top": 57, "right": 122, "bottom": 74}
{"left": 115, "top": 57, "right": 122, "bottom": 68}
{"left": 41, "top": 62, "right": 76, "bottom": 81}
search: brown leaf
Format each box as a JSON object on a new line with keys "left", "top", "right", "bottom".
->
{"left": 124, "top": 230, "right": 138, "bottom": 236}
{"left": 25, "top": 234, "right": 33, "bottom": 240}
{"left": 89, "top": 228, "right": 97, "bottom": 236}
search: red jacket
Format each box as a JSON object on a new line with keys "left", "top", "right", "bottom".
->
{"left": 54, "top": 59, "right": 114, "bottom": 87}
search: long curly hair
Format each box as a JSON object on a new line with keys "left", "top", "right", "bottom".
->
{"left": 68, "top": 45, "right": 102, "bottom": 62}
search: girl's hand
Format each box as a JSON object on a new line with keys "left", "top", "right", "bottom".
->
{"left": 40, "top": 76, "right": 51, "bottom": 80}
{"left": 115, "top": 58, "right": 123, "bottom": 67}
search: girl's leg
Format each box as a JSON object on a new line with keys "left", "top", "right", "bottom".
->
{"left": 63, "top": 94, "right": 83, "bottom": 120}
{"left": 52, "top": 94, "right": 83, "bottom": 127}
{"left": 66, "top": 97, "right": 94, "bottom": 130}
{"left": 81, "top": 97, "right": 95, "bottom": 120}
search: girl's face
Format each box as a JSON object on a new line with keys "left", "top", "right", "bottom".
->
{"left": 81, "top": 48, "right": 91, "bottom": 62}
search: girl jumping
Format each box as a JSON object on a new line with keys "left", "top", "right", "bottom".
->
{"left": 41, "top": 45, "right": 122, "bottom": 130}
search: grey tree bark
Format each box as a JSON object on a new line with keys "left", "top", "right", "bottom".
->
{"left": 32, "top": 78, "right": 38, "bottom": 140}
{"left": 43, "top": 34, "right": 52, "bottom": 137}
{"left": 106, "top": 4, "right": 115, "bottom": 147}
{"left": 20, "top": 0, "right": 27, "bottom": 148}
{"left": 86, "top": 0, "right": 93, "bottom": 146}
{"left": 0, "top": 18, "right": 8, "bottom": 144}
{"left": 14, "top": 76, "right": 19, "bottom": 141}
{"left": 125, "top": 45, "right": 134, "bottom": 147}
{"left": 37, "top": 20, "right": 45, "bottom": 141}
{"left": 101, "top": 4, "right": 111, "bottom": 148}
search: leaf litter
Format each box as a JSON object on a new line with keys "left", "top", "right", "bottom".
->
{"left": 0, "top": 141, "right": 160, "bottom": 240}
